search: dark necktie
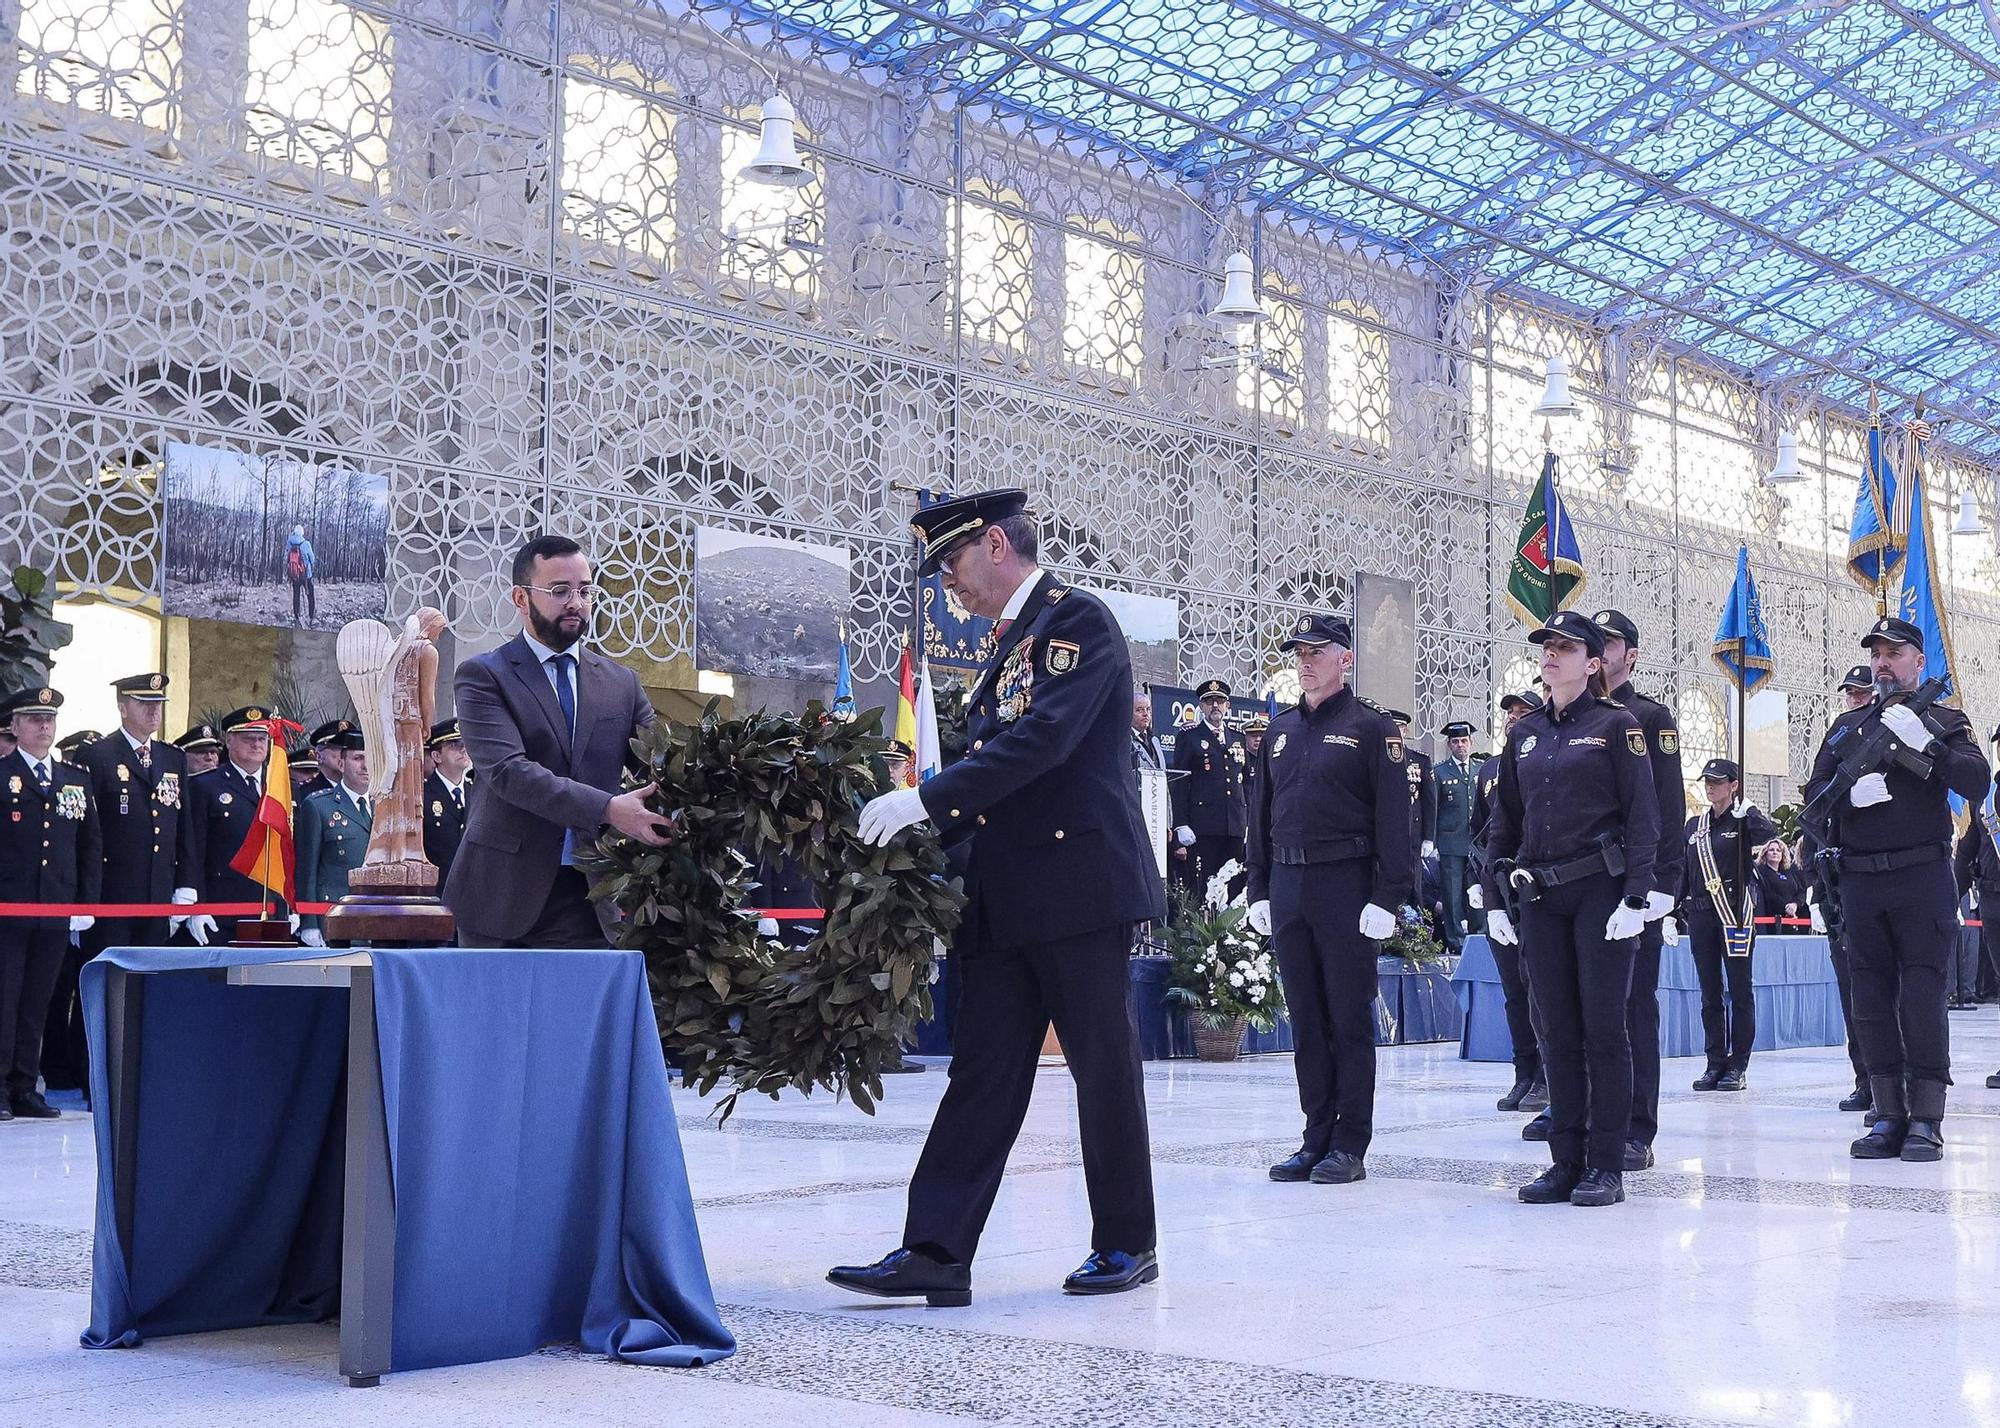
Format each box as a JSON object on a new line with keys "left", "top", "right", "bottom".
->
{"left": 451, "top": 784, "right": 464, "bottom": 812}
{"left": 550, "top": 654, "right": 577, "bottom": 741}
{"left": 33, "top": 760, "right": 50, "bottom": 793}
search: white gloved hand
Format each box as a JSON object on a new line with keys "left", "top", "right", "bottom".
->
{"left": 68, "top": 915, "right": 94, "bottom": 933}
{"left": 286, "top": 912, "right": 301, "bottom": 935}
{"left": 1420, "top": 841, "right": 1437, "bottom": 860}
{"left": 1810, "top": 903, "right": 1826, "bottom": 934}
{"left": 185, "top": 914, "right": 217, "bottom": 946}
{"left": 1849, "top": 772, "right": 1892, "bottom": 808}
{"left": 1247, "top": 900, "right": 1272, "bottom": 936}
{"left": 858, "top": 787, "right": 930, "bottom": 846}
{"left": 1467, "top": 883, "right": 1484, "bottom": 910}
{"left": 169, "top": 887, "right": 197, "bottom": 937}
{"left": 1359, "top": 902, "right": 1397, "bottom": 940}
{"left": 1879, "top": 702, "right": 1935, "bottom": 751}
{"left": 1643, "top": 890, "right": 1675, "bottom": 923}
{"left": 756, "top": 917, "right": 780, "bottom": 938}
{"left": 1486, "top": 909, "right": 1517, "bottom": 946}
{"left": 1605, "top": 901, "right": 1646, "bottom": 941}
{"left": 1660, "top": 916, "right": 1679, "bottom": 945}
{"left": 298, "top": 928, "right": 327, "bottom": 948}
{"left": 1175, "top": 825, "right": 1197, "bottom": 848}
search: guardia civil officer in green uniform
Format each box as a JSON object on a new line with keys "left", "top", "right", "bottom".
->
{"left": 1484, "top": 611, "right": 1659, "bottom": 1207}
{"left": 1434, "top": 720, "right": 1479, "bottom": 953}
{"left": 1682, "top": 759, "right": 1778, "bottom": 1092}
{"left": 1169, "top": 678, "right": 1248, "bottom": 902}
{"left": 1248, "top": 614, "right": 1413, "bottom": 1185}
{"left": 295, "top": 728, "right": 371, "bottom": 946}
{"left": 300, "top": 719, "right": 354, "bottom": 800}
{"left": 830, "top": 488, "right": 1163, "bottom": 1304}
{"left": 1804, "top": 616, "right": 1988, "bottom": 1162}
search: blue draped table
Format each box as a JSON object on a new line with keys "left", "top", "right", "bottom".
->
{"left": 79, "top": 945, "right": 734, "bottom": 1384}
{"left": 1454, "top": 933, "right": 1846, "bottom": 1062}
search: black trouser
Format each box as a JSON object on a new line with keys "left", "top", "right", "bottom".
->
{"left": 1625, "top": 918, "right": 1664, "bottom": 1145}
{"left": 1825, "top": 921, "right": 1866, "bottom": 1087}
{"left": 292, "top": 577, "right": 316, "bottom": 623}
{"left": 458, "top": 867, "right": 607, "bottom": 948}
{"left": 1688, "top": 910, "right": 1756, "bottom": 1073}
{"left": 904, "top": 921, "right": 1153, "bottom": 1265}
{"left": 1492, "top": 938, "right": 1541, "bottom": 1083}
{"left": 1842, "top": 859, "right": 1954, "bottom": 1118}
{"left": 41, "top": 916, "right": 170, "bottom": 1093}
{"left": 1438, "top": 854, "right": 1469, "bottom": 952}
{"left": 1522, "top": 870, "right": 1635, "bottom": 1172}
{"left": 1978, "top": 884, "right": 2000, "bottom": 1001}
{"left": 1172, "top": 834, "right": 1244, "bottom": 911}
{"left": 1269, "top": 858, "right": 1378, "bottom": 1158}
{"left": 0, "top": 923, "right": 67, "bottom": 1099}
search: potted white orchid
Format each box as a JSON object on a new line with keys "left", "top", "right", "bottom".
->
{"left": 1162, "top": 860, "right": 1286, "bottom": 1061}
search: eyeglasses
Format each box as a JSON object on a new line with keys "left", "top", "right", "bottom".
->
{"left": 520, "top": 583, "right": 598, "bottom": 605}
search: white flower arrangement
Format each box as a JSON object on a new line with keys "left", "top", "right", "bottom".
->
{"left": 1165, "top": 863, "right": 1285, "bottom": 1031}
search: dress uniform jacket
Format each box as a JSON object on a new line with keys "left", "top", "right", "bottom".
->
{"left": 1406, "top": 749, "right": 1437, "bottom": 847}
{"left": 1169, "top": 723, "right": 1247, "bottom": 839}
{"left": 0, "top": 750, "right": 103, "bottom": 925}
{"left": 75, "top": 733, "right": 185, "bottom": 906}
{"left": 423, "top": 771, "right": 469, "bottom": 885}
{"left": 1435, "top": 754, "right": 1478, "bottom": 857}
{"left": 179, "top": 762, "right": 288, "bottom": 911}
{"left": 296, "top": 785, "right": 372, "bottom": 933}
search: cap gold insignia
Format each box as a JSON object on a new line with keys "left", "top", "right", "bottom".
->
{"left": 1295, "top": 615, "right": 1312, "bottom": 633}
{"left": 1627, "top": 730, "right": 1647, "bottom": 756}
{"left": 247, "top": 708, "right": 264, "bottom": 721}
{"left": 149, "top": 674, "right": 163, "bottom": 689}
{"left": 38, "top": 689, "right": 51, "bottom": 703}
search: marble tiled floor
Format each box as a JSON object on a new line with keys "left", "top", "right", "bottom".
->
{"left": 7, "top": 1021, "right": 2000, "bottom": 1428}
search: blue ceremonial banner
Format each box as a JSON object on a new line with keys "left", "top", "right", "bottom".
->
{"left": 1711, "top": 546, "right": 1773, "bottom": 694}
{"left": 1847, "top": 418, "right": 1905, "bottom": 596}
{"left": 831, "top": 623, "right": 856, "bottom": 719}
{"left": 915, "top": 488, "right": 997, "bottom": 674}
{"left": 1894, "top": 441, "right": 1960, "bottom": 702}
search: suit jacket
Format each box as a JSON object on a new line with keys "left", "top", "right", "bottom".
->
{"left": 918, "top": 572, "right": 1162, "bottom": 948}
{"left": 1169, "top": 723, "right": 1246, "bottom": 838}
{"left": 0, "top": 750, "right": 102, "bottom": 931}
{"left": 423, "top": 771, "right": 469, "bottom": 886}
{"left": 75, "top": 733, "right": 186, "bottom": 904}
{"left": 296, "top": 784, "right": 372, "bottom": 932}
{"left": 179, "top": 761, "right": 286, "bottom": 910}
{"left": 443, "top": 633, "right": 656, "bottom": 939}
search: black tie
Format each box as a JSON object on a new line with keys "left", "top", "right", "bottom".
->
{"left": 33, "top": 760, "right": 50, "bottom": 792}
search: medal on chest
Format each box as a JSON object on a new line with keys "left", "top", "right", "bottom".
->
{"left": 995, "top": 639, "right": 1035, "bottom": 724}
{"left": 157, "top": 773, "right": 179, "bottom": 809}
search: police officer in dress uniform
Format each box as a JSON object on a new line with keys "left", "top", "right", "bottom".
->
{"left": 1802, "top": 665, "right": 1877, "bottom": 1112}
{"left": 1592, "top": 609, "right": 1685, "bottom": 1173}
{"left": 295, "top": 729, "right": 370, "bottom": 947}
{"left": 1479, "top": 691, "right": 1547, "bottom": 1114}
{"left": 1804, "top": 616, "right": 1988, "bottom": 1163}
{"left": 1484, "top": 611, "right": 1659, "bottom": 1208}
{"left": 174, "top": 724, "right": 222, "bottom": 777}
{"left": 1434, "top": 721, "right": 1479, "bottom": 953}
{"left": 1391, "top": 711, "right": 1438, "bottom": 900}
{"left": 1682, "top": 759, "right": 1778, "bottom": 1093}
{"left": 1248, "top": 614, "right": 1414, "bottom": 1186}
{"left": 1170, "top": 679, "right": 1248, "bottom": 903}
{"left": 55, "top": 731, "right": 100, "bottom": 763}
{"left": 424, "top": 718, "right": 472, "bottom": 886}
{"left": 829, "top": 488, "right": 1163, "bottom": 1304}
{"left": 1242, "top": 714, "right": 1269, "bottom": 817}
{"left": 47, "top": 674, "right": 186, "bottom": 1101}
{"left": 173, "top": 706, "right": 293, "bottom": 946}
{"left": 0, "top": 687, "right": 101, "bottom": 1121}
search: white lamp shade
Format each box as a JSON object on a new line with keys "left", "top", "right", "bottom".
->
{"left": 1531, "top": 355, "right": 1580, "bottom": 419}
{"left": 1764, "top": 431, "right": 1804, "bottom": 486}
{"left": 1953, "top": 486, "right": 1985, "bottom": 536}
{"left": 1207, "top": 251, "right": 1266, "bottom": 326}
{"left": 738, "top": 93, "right": 813, "bottom": 188}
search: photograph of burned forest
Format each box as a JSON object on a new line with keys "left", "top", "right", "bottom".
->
{"left": 163, "top": 441, "right": 390, "bottom": 630}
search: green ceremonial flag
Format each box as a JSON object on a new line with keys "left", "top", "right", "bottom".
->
{"left": 1505, "top": 451, "right": 1587, "bottom": 627}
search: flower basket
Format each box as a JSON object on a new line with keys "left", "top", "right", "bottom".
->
{"left": 1161, "top": 863, "right": 1284, "bottom": 1059}
{"left": 1190, "top": 1013, "right": 1248, "bottom": 1062}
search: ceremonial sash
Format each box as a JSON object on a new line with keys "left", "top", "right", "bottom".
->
{"left": 1695, "top": 806, "right": 1755, "bottom": 958}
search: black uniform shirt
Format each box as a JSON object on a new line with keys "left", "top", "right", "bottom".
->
{"left": 1681, "top": 805, "right": 1779, "bottom": 919}
{"left": 1804, "top": 700, "right": 1987, "bottom": 854}
{"left": 1611, "top": 680, "right": 1687, "bottom": 899}
{"left": 1246, "top": 685, "right": 1413, "bottom": 908}
{"left": 1484, "top": 692, "right": 1660, "bottom": 902}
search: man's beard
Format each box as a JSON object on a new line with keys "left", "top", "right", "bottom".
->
{"left": 529, "top": 603, "right": 586, "bottom": 652}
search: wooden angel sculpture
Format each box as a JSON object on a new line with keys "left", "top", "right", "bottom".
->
{"left": 337, "top": 607, "right": 448, "bottom": 891}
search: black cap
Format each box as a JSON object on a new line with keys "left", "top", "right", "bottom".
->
{"left": 1279, "top": 613, "right": 1351, "bottom": 651}
{"left": 221, "top": 706, "right": 275, "bottom": 734}
{"left": 309, "top": 718, "right": 356, "bottom": 747}
{"left": 1592, "top": 608, "right": 1640, "bottom": 647}
{"left": 1, "top": 686, "right": 63, "bottom": 718}
{"left": 56, "top": 730, "right": 100, "bottom": 756}
{"left": 1195, "top": 678, "right": 1233, "bottom": 700}
{"left": 289, "top": 747, "right": 319, "bottom": 771}
{"left": 1500, "top": 690, "right": 1544, "bottom": 714}
{"left": 883, "top": 738, "right": 913, "bottom": 760}
{"left": 1386, "top": 709, "right": 1413, "bottom": 726}
{"left": 1245, "top": 715, "right": 1269, "bottom": 732}
{"left": 1838, "top": 665, "right": 1874, "bottom": 692}
{"left": 112, "top": 672, "right": 169, "bottom": 701}
{"left": 174, "top": 723, "right": 221, "bottom": 751}
{"left": 426, "top": 718, "right": 463, "bottom": 750}
{"left": 1527, "top": 610, "right": 1606, "bottom": 657}
{"left": 1862, "top": 615, "right": 1923, "bottom": 650}
{"left": 1441, "top": 720, "right": 1475, "bottom": 739}
{"left": 909, "top": 489, "right": 1029, "bottom": 576}
{"left": 324, "top": 727, "right": 366, "bottom": 753}
{"left": 1700, "top": 758, "right": 1741, "bottom": 782}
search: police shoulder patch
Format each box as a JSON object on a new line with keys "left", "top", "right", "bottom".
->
{"left": 1385, "top": 736, "right": 1405, "bottom": 763}
{"left": 1626, "top": 729, "right": 1647, "bottom": 756}
{"left": 1045, "top": 639, "right": 1080, "bottom": 674}
{"left": 1658, "top": 728, "right": 1679, "bottom": 755}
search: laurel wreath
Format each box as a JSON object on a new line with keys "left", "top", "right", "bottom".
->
{"left": 579, "top": 702, "right": 965, "bottom": 1120}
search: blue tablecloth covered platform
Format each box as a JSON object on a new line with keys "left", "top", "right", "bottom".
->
{"left": 79, "top": 945, "right": 734, "bottom": 1380}
{"left": 1453, "top": 933, "right": 1846, "bottom": 1063}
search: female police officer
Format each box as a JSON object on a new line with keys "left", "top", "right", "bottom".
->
{"left": 1684, "top": 759, "right": 1779, "bottom": 1092}
{"left": 1483, "top": 610, "right": 1660, "bottom": 1207}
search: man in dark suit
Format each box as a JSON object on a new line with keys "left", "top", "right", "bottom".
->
{"left": 173, "top": 706, "right": 294, "bottom": 945}
{"left": 830, "top": 488, "right": 1164, "bottom": 1304}
{"left": 1169, "top": 678, "right": 1247, "bottom": 906}
{"left": 0, "top": 687, "right": 101, "bottom": 1120}
{"left": 444, "top": 535, "right": 672, "bottom": 947}
{"left": 423, "top": 718, "right": 472, "bottom": 886}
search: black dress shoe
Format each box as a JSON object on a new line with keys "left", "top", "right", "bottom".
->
{"left": 1621, "top": 1140, "right": 1655, "bottom": 1172}
{"left": 1691, "top": 1067, "right": 1722, "bottom": 1091}
{"left": 1268, "top": 1149, "right": 1320, "bottom": 1182}
{"left": 827, "top": 1248, "right": 971, "bottom": 1307}
{"left": 1518, "top": 1162, "right": 1583, "bottom": 1204}
{"left": 1850, "top": 1118, "right": 1909, "bottom": 1159}
{"left": 1063, "top": 1249, "right": 1159, "bottom": 1296}
{"left": 1521, "top": 1110, "right": 1552, "bottom": 1142}
{"left": 1497, "top": 1078, "right": 1534, "bottom": 1111}
{"left": 1714, "top": 1069, "right": 1746, "bottom": 1092}
{"left": 0, "top": 1100, "right": 13, "bottom": 1122}
{"left": 8, "top": 1091, "right": 58, "bottom": 1120}
{"left": 1901, "top": 1120, "right": 1944, "bottom": 1162}
{"left": 1570, "top": 1168, "right": 1625, "bottom": 1206}
{"left": 1839, "top": 1085, "right": 1873, "bottom": 1113}
{"left": 1986, "top": 1071, "right": 2000, "bottom": 1090}
{"left": 1518, "top": 1079, "right": 1549, "bottom": 1113}
{"left": 1309, "top": 1150, "right": 1366, "bottom": 1184}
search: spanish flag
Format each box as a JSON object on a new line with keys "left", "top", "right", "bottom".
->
{"left": 229, "top": 715, "right": 304, "bottom": 907}
{"left": 893, "top": 638, "right": 919, "bottom": 789}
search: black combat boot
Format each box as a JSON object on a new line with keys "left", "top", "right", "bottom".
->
{"left": 1850, "top": 1076, "right": 1909, "bottom": 1159}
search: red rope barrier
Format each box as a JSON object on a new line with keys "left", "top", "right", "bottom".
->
{"left": 0, "top": 900, "right": 826, "bottom": 920}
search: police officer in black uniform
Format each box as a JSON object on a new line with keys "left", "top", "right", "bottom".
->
{"left": 1477, "top": 691, "right": 1546, "bottom": 1114}
{"left": 174, "top": 723, "right": 222, "bottom": 777}
{"left": 0, "top": 687, "right": 101, "bottom": 1120}
{"left": 55, "top": 731, "right": 101, "bottom": 763}
{"left": 1955, "top": 728, "right": 2000, "bottom": 1092}
{"left": 1592, "top": 609, "right": 1684, "bottom": 1172}
{"left": 1683, "top": 759, "right": 1779, "bottom": 1092}
{"left": 1804, "top": 616, "right": 1988, "bottom": 1162}
{"left": 1434, "top": 721, "right": 1479, "bottom": 953}
{"left": 1248, "top": 614, "right": 1413, "bottom": 1185}
{"left": 1169, "top": 678, "right": 1247, "bottom": 904}
{"left": 1484, "top": 611, "right": 1659, "bottom": 1207}
{"left": 829, "top": 488, "right": 1163, "bottom": 1304}
{"left": 174, "top": 706, "right": 293, "bottom": 945}
{"left": 1803, "top": 664, "right": 1877, "bottom": 1112}
{"left": 424, "top": 718, "right": 473, "bottom": 885}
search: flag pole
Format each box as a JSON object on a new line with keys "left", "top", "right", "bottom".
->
{"left": 1737, "top": 634, "right": 1750, "bottom": 933}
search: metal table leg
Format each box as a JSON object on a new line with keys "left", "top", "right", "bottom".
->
{"left": 338, "top": 962, "right": 395, "bottom": 1387}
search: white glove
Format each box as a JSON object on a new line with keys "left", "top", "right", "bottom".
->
{"left": 1359, "top": 902, "right": 1396, "bottom": 940}
{"left": 185, "top": 914, "right": 217, "bottom": 946}
{"left": 1849, "top": 772, "right": 1892, "bottom": 808}
{"left": 1247, "top": 900, "right": 1272, "bottom": 936}
{"left": 1487, "top": 909, "right": 1517, "bottom": 946}
{"left": 1643, "top": 890, "right": 1675, "bottom": 923}
{"left": 286, "top": 912, "right": 301, "bottom": 935}
{"left": 1421, "top": 841, "right": 1437, "bottom": 860}
{"left": 1810, "top": 904, "right": 1826, "bottom": 934}
{"left": 1605, "top": 901, "right": 1646, "bottom": 941}
{"left": 68, "top": 915, "right": 94, "bottom": 933}
{"left": 756, "top": 917, "right": 780, "bottom": 938}
{"left": 169, "top": 886, "right": 197, "bottom": 936}
{"left": 1175, "top": 825, "right": 1197, "bottom": 848}
{"left": 298, "top": 928, "right": 327, "bottom": 948}
{"left": 1879, "top": 702, "right": 1935, "bottom": 751}
{"left": 857, "top": 787, "right": 930, "bottom": 846}
{"left": 1660, "top": 916, "right": 1679, "bottom": 945}
{"left": 1467, "top": 883, "right": 1484, "bottom": 910}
